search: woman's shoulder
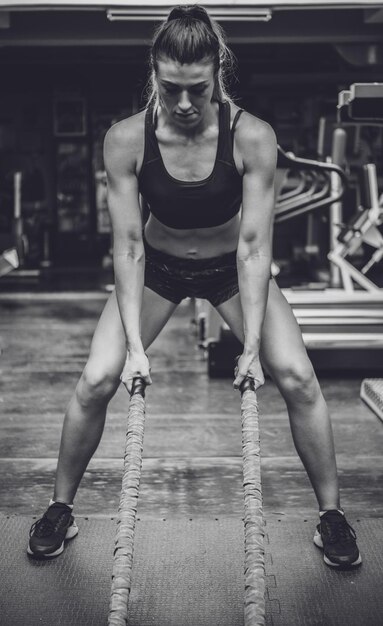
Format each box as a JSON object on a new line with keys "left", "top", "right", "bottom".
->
{"left": 228, "top": 102, "right": 277, "bottom": 169}
{"left": 229, "top": 103, "right": 276, "bottom": 147}
{"left": 104, "top": 109, "right": 147, "bottom": 153}
{"left": 103, "top": 109, "right": 149, "bottom": 172}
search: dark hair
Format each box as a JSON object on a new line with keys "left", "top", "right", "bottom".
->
{"left": 146, "top": 4, "right": 235, "bottom": 106}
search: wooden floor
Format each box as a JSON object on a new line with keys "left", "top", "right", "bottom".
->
{"left": 0, "top": 291, "right": 382, "bottom": 523}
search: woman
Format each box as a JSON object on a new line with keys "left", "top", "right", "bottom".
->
{"left": 28, "top": 4, "right": 361, "bottom": 569}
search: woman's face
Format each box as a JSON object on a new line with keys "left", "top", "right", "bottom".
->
{"left": 155, "top": 57, "right": 216, "bottom": 129}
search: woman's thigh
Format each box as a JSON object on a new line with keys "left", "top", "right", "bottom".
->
{"left": 216, "top": 279, "right": 313, "bottom": 381}
{"left": 87, "top": 286, "right": 178, "bottom": 379}
{"left": 259, "top": 280, "right": 312, "bottom": 378}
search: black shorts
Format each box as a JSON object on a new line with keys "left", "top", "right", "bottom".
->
{"left": 143, "top": 236, "right": 240, "bottom": 307}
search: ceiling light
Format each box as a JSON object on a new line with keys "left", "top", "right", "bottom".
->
{"left": 106, "top": 8, "right": 272, "bottom": 22}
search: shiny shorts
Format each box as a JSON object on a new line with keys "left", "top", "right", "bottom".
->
{"left": 143, "top": 237, "right": 240, "bottom": 307}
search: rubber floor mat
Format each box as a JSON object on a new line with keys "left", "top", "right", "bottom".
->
{"left": 264, "top": 516, "right": 383, "bottom": 626}
{"left": 0, "top": 515, "right": 382, "bottom": 626}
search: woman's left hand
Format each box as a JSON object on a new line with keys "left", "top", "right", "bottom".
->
{"left": 233, "top": 351, "right": 265, "bottom": 391}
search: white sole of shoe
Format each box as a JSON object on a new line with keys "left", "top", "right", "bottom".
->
{"left": 27, "top": 520, "right": 79, "bottom": 558}
{"left": 313, "top": 529, "right": 362, "bottom": 567}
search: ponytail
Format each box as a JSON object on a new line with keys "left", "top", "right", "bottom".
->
{"left": 167, "top": 4, "right": 214, "bottom": 29}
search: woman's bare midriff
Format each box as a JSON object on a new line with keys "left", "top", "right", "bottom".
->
{"left": 144, "top": 212, "right": 241, "bottom": 259}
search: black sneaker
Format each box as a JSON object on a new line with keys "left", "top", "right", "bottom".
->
{"left": 27, "top": 502, "right": 78, "bottom": 559}
{"left": 313, "top": 510, "right": 362, "bottom": 568}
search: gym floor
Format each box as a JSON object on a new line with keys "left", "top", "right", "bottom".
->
{"left": 0, "top": 292, "right": 382, "bottom": 625}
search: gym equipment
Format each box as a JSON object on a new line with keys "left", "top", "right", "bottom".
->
{"left": 13, "top": 171, "right": 26, "bottom": 266}
{"left": 337, "top": 83, "right": 383, "bottom": 124}
{"left": 360, "top": 379, "right": 383, "bottom": 423}
{"left": 274, "top": 145, "right": 348, "bottom": 223}
{"left": 108, "top": 375, "right": 265, "bottom": 626}
{"left": 0, "top": 247, "right": 19, "bottom": 277}
{"left": 328, "top": 162, "right": 383, "bottom": 292}
{"left": 240, "top": 376, "right": 264, "bottom": 625}
{"left": 1, "top": 171, "right": 42, "bottom": 283}
{"left": 201, "top": 83, "right": 383, "bottom": 377}
{"left": 2, "top": 168, "right": 54, "bottom": 281}
{"left": 284, "top": 88, "right": 383, "bottom": 369}
{"left": 109, "top": 377, "right": 147, "bottom": 626}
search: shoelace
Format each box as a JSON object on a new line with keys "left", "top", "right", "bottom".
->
{"left": 29, "top": 511, "right": 69, "bottom": 538}
{"left": 322, "top": 517, "right": 357, "bottom": 545}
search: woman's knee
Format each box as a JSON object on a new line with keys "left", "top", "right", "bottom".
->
{"left": 273, "top": 359, "right": 320, "bottom": 403}
{"left": 76, "top": 363, "right": 120, "bottom": 407}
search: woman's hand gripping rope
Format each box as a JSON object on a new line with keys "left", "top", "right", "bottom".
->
{"left": 120, "top": 350, "right": 152, "bottom": 395}
{"left": 233, "top": 352, "right": 265, "bottom": 392}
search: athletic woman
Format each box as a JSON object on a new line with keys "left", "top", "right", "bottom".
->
{"left": 28, "top": 4, "right": 361, "bottom": 569}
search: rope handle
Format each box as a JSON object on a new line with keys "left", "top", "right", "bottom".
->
{"left": 130, "top": 376, "right": 146, "bottom": 398}
{"left": 240, "top": 377, "right": 256, "bottom": 394}
{"left": 235, "top": 355, "right": 256, "bottom": 395}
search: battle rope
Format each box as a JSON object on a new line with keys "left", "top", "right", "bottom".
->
{"left": 108, "top": 374, "right": 264, "bottom": 625}
{"left": 108, "top": 377, "right": 146, "bottom": 626}
{"left": 240, "top": 377, "right": 265, "bottom": 626}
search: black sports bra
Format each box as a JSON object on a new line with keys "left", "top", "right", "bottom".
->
{"left": 138, "top": 100, "right": 244, "bottom": 230}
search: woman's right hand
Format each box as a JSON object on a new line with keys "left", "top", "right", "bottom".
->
{"left": 120, "top": 350, "right": 152, "bottom": 394}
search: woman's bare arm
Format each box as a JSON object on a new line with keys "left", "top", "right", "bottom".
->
{"left": 234, "top": 114, "right": 277, "bottom": 388}
{"left": 104, "top": 116, "right": 151, "bottom": 388}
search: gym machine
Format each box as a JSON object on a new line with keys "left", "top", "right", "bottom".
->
{"left": 197, "top": 83, "right": 383, "bottom": 376}
{"left": 0, "top": 248, "right": 19, "bottom": 278}
{"left": 0, "top": 172, "right": 20, "bottom": 278}
{"left": 0, "top": 170, "right": 52, "bottom": 283}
